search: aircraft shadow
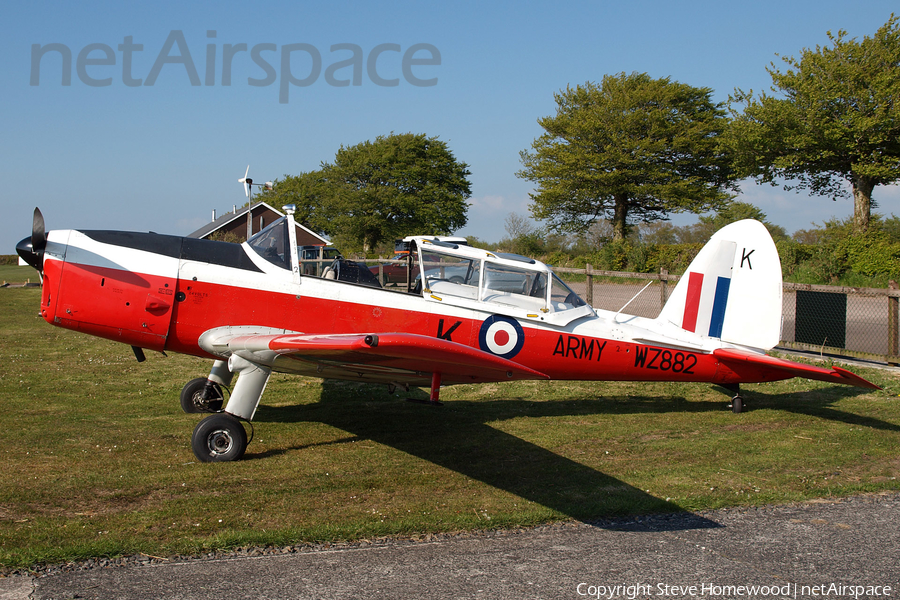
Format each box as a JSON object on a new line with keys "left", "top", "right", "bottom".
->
{"left": 741, "top": 386, "right": 900, "bottom": 432}
{"left": 253, "top": 382, "right": 723, "bottom": 532}
{"left": 249, "top": 379, "right": 895, "bottom": 532}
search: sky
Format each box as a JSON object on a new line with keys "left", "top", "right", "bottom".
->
{"left": 3, "top": 0, "right": 899, "bottom": 253}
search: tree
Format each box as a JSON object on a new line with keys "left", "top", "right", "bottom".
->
{"left": 503, "top": 212, "right": 536, "bottom": 239}
{"left": 518, "top": 73, "right": 736, "bottom": 242}
{"left": 728, "top": 15, "right": 900, "bottom": 234}
{"left": 321, "top": 133, "right": 471, "bottom": 252}
{"left": 499, "top": 212, "right": 545, "bottom": 256}
{"left": 258, "top": 170, "right": 331, "bottom": 235}
{"left": 693, "top": 201, "right": 789, "bottom": 243}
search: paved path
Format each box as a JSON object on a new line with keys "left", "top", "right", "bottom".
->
{"left": 3, "top": 492, "right": 897, "bottom": 600}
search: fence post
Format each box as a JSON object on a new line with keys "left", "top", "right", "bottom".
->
{"left": 585, "top": 263, "right": 593, "bottom": 307}
{"left": 890, "top": 280, "right": 899, "bottom": 363}
{"left": 660, "top": 268, "right": 669, "bottom": 307}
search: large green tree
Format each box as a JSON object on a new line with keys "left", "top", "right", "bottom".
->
{"left": 259, "top": 170, "right": 331, "bottom": 235}
{"left": 260, "top": 133, "right": 471, "bottom": 252}
{"left": 322, "top": 133, "right": 471, "bottom": 252}
{"left": 728, "top": 15, "right": 900, "bottom": 234}
{"left": 518, "top": 73, "right": 736, "bottom": 242}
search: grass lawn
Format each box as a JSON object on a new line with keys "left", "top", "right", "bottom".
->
{"left": 1, "top": 288, "right": 898, "bottom": 568}
{"left": 0, "top": 265, "right": 37, "bottom": 285}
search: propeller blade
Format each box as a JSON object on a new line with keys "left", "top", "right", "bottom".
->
{"left": 32, "top": 207, "right": 46, "bottom": 251}
{"left": 238, "top": 164, "right": 250, "bottom": 183}
{"left": 18, "top": 207, "right": 46, "bottom": 273}
{"left": 243, "top": 182, "right": 250, "bottom": 198}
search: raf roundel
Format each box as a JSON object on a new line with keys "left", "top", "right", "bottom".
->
{"left": 478, "top": 315, "right": 525, "bottom": 360}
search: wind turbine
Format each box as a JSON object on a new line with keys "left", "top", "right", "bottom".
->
{"left": 238, "top": 165, "right": 274, "bottom": 203}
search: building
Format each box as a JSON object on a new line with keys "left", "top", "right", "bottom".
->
{"left": 188, "top": 202, "right": 330, "bottom": 246}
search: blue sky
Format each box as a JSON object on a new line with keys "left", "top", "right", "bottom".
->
{"left": 3, "top": 1, "right": 898, "bottom": 252}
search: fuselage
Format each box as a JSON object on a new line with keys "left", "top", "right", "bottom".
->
{"left": 34, "top": 227, "right": 782, "bottom": 388}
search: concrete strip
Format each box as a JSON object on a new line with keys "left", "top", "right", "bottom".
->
{"left": 27, "top": 492, "right": 900, "bottom": 600}
{"left": 0, "top": 577, "right": 32, "bottom": 600}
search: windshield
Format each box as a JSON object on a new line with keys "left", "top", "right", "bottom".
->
{"left": 247, "top": 217, "right": 289, "bottom": 269}
{"left": 550, "top": 273, "right": 586, "bottom": 309}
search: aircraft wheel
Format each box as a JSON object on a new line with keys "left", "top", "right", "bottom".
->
{"left": 180, "top": 377, "right": 224, "bottom": 413}
{"left": 731, "top": 395, "right": 744, "bottom": 414}
{"left": 192, "top": 414, "right": 248, "bottom": 462}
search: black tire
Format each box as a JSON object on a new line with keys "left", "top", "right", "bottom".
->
{"left": 191, "top": 414, "right": 248, "bottom": 462}
{"left": 731, "top": 396, "right": 744, "bottom": 414}
{"left": 180, "top": 378, "right": 224, "bottom": 414}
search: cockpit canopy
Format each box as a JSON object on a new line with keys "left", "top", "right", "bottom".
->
{"left": 246, "top": 219, "right": 593, "bottom": 325}
{"left": 413, "top": 238, "right": 592, "bottom": 324}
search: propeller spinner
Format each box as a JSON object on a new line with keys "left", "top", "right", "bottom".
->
{"left": 16, "top": 207, "right": 47, "bottom": 273}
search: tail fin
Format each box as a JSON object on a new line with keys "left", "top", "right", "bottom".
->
{"left": 658, "top": 219, "right": 782, "bottom": 351}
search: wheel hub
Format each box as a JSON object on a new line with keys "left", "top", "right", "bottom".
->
{"left": 207, "top": 429, "right": 234, "bottom": 455}
{"left": 192, "top": 391, "right": 208, "bottom": 410}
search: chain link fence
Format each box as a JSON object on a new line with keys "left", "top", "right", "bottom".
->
{"left": 779, "top": 283, "right": 900, "bottom": 362}
{"left": 553, "top": 266, "right": 900, "bottom": 364}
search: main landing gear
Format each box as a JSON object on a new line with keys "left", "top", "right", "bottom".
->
{"left": 182, "top": 357, "right": 272, "bottom": 462}
{"left": 721, "top": 383, "right": 746, "bottom": 414}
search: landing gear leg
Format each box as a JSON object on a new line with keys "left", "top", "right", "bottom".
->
{"left": 405, "top": 371, "right": 443, "bottom": 406}
{"left": 191, "top": 356, "right": 270, "bottom": 462}
{"left": 429, "top": 371, "right": 443, "bottom": 405}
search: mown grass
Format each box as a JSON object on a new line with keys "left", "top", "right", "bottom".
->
{"left": 1, "top": 288, "right": 898, "bottom": 568}
{"left": 0, "top": 265, "right": 36, "bottom": 285}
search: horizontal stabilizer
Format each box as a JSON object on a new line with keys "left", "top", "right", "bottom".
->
{"left": 714, "top": 348, "right": 881, "bottom": 390}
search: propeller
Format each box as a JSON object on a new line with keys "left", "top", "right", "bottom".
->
{"left": 17, "top": 207, "right": 47, "bottom": 273}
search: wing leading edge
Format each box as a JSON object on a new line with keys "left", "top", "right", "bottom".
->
{"left": 713, "top": 348, "right": 881, "bottom": 390}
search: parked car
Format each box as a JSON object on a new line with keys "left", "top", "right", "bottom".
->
{"left": 369, "top": 252, "right": 419, "bottom": 285}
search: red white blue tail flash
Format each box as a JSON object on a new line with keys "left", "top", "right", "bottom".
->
{"left": 660, "top": 220, "right": 783, "bottom": 351}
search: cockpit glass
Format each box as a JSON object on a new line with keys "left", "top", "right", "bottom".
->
{"left": 550, "top": 273, "right": 586, "bottom": 309}
{"left": 247, "top": 217, "right": 289, "bottom": 269}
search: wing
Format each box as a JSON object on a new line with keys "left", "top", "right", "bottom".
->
{"left": 713, "top": 348, "right": 881, "bottom": 390}
{"left": 206, "top": 330, "right": 548, "bottom": 386}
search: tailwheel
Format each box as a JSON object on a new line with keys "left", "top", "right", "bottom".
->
{"left": 731, "top": 395, "right": 744, "bottom": 414}
{"left": 192, "top": 414, "right": 248, "bottom": 462}
{"left": 180, "top": 377, "right": 225, "bottom": 413}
